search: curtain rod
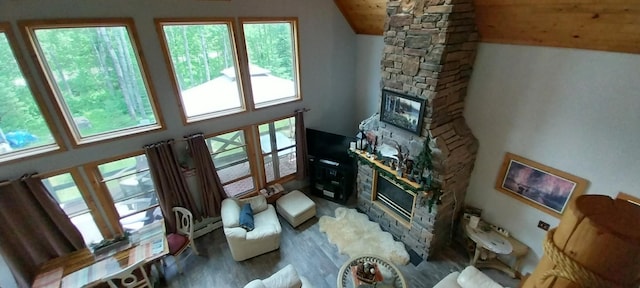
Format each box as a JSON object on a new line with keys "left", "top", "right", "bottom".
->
{"left": 295, "top": 108, "right": 311, "bottom": 113}
{"left": 0, "top": 172, "right": 41, "bottom": 187}
{"left": 143, "top": 138, "right": 176, "bottom": 148}
{"left": 183, "top": 132, "right": 204, "bottom": 139}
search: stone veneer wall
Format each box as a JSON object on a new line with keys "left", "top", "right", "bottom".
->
{"left": 356, "top": 0, "right": 480, "bottom": 259}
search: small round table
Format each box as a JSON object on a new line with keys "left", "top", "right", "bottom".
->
{"left": 464, "top": 220, "right": 529, "bottom": 278}
{"left": 337, "top": 255, "right": 407, "bottom": 288}
{"left": 464, "top": 223, "right": 513, "bottom": 256}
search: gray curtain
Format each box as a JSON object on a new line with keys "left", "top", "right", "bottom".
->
{"left": 295, "top": 109, "right": 309, "bottom": 180}
{"left": 0, "top": 175, "right": 85, "bottom": 287}
{"left": 185, "top": 134, "right": 227, "bottom": 218}
{"left": 144, "top": 141, "right": 200, "bottom": 233}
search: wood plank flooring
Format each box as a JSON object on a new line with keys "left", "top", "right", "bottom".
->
{"left": 158, "top": 190, "right": 520, "bottom": 288}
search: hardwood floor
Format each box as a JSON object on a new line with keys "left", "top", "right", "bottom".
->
{"left": 158, "top": 190, "right": 520, "bottom": 288}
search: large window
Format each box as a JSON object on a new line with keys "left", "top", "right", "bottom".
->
{"left": 0, "top": 24, "right": 59, "bottom": 162}
{"left": 22, "top": 20, "right": 163, "bottom": 144}
{"left": 241, "top": 19, "right": 301, "bottom": 108}
{"left": 206, "top": 129, "right": 256, "bottom": 197}
{"left": 259, "top": 117, "right": 297, "bottom": 183}
{"left": 95, "top": 154, "right": 162, "bottom": 233}
{"left": 43, "top": 170, "right": 105, "bottom": 245}
{"left": 157, "top": 20, "right": 244, "bottom": 122}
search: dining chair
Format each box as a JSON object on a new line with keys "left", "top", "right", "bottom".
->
{"left": 103, "top": 259, "right": 152, "bottom": 288}
{"left": 165, "top": 206, "right": 199, "bottom": 274}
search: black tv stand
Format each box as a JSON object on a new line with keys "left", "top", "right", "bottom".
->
{"left": 309, "top": 156, "right": 355, "bottom": 204}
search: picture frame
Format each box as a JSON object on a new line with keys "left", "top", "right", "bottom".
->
{"left": 495, "top": 152, "right": 588, "bottom": 217}
{"left": 379, "top": 89, "right": 425, "bottom": 135}
{"left": 617, "top": 192, "right": 640, "bottom": 206}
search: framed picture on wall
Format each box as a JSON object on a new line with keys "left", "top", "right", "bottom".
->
{"left": 617, "top": 192, "right": 640, "bottom": 206}
{"left": 379, "top": 89, "right": 425, "bottom": 135}
{"left": 495, "top": 152, "right": 588, "bottom": 217}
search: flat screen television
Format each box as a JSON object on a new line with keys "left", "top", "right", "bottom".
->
{"left": 306, "top": 128, "right": 355, "bottom": 165}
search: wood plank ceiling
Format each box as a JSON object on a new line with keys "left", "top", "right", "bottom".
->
{"left": 335, "top": 0, "right": 387, "bottom": 35}
{"left": 334, "top": 0, "right": 640, "bottom": 54}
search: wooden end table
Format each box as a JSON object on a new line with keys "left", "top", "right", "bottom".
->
{"left": 463, "top": 219, "right": 529, "bottom": 278}
{"left": 260, "top": 189, "right": 284, "bottom": 204}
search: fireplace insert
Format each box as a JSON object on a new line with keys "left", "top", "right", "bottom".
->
{"left": 375, "top": 175, "right": 415, "bottom": 223}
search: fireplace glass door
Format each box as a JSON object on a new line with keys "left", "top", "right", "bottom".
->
{"left": 375, "top": 175, "right": 416, "bottom": 223}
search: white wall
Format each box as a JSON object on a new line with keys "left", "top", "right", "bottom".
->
{"left": 355, "top": 35, "right": 384, "bottom": 123}
{"left": 0, "top": 0, "right": 355, "bottom": 285}
{"left": 464, "top": 43, "right": 640, "bottom": 273}
{"left": 0, "top": 254, "right": 16, "bottom": 288}
{"left": 356, "top": 37, "right": 640, "bottom": 273}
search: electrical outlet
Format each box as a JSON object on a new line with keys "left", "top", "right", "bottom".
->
{"left": 537, "top": 220, "right": 550, "bottom": 231}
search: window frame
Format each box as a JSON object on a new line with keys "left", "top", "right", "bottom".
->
{"left": 0, "top": 22, "right": 64, "bottom": 164}
{"left": 256, "top": 114, "right": 298, "bottom": 185}
{"left": 19, "top": 18, "right": 166, "bottom": 147}
{"left": 617, "top": 192, "right": 640, "bottom": 206}
{"left": 238, "top": 17, "right": 302, "bottom": 110}
{"left": 204, "top": 127, "right": 260, "bottom": 198}
{"left": 41, "top": 167, "right": 112, "bottom": 242}
{"left": 155, "top": 18, "right": 248, "bottom": 125}
{"left": 84, "top": 150, "right": 159, "bottom": 237}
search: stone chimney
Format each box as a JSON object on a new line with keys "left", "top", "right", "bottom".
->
{"left": 356, "top": 0, "right": 479, "bottom": 259}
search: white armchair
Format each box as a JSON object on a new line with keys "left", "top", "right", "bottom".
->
{"left": 221, "top": 195, "right": 282, "bottom": 261}
{"left": 434, "top": 266, "right": 505, "bottom": 288}
{"left": 244, "top": 264, "right": 313, "bottom": 288}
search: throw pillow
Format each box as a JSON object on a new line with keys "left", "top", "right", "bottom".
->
{"left": 242, "top": 195, "right": 268, "bottom": 214}
{"left": 239, "top": 203, "right": 255, "bottom": 231}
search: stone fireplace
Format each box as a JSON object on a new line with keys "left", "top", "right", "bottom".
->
{"left": 356, "top": 0, "right": 480, "bottom": 260}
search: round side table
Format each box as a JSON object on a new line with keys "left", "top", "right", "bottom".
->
{"left": 464, "top": 223, "right": 513, "bottom": 255}
{"left": 337, "top": 255, "right": 407, "bottom": 288}
{"left": 464, "top": 220, "right": 527, "bottom": 278}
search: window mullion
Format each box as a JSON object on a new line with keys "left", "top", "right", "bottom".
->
{"left": 83, "top": 165, "right": 124, "bottom": 238}
{"left": 21, "top": 20, "right": 163, "bottom": 146}
{"left": 117, "top": 204, "right": 159, "bottom": 220}
{"left": 245, "top": 127, "right": 263, "bottom": 189}
{"left": 101, "top": 167, "right": 150, "bottom": 183}
{"left": 220, "top": 174, "right": 253, "bottom": 186}
{"left": 268, "top": 122, "right": 281, "bottom": 179}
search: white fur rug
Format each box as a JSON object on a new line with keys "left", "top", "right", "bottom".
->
{"left": 319, "top": 207, "right": 410, "bottom": 265}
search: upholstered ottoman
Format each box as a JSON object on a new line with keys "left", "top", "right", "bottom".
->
{"left": 276, "top": 190, "right": 316, "bottom": 228}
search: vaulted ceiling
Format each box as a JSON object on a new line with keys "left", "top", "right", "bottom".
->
{"left": 334, "top": 0, "right": 640, "bottom": 54}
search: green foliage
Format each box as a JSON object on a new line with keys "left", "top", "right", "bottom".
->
{"left": 348, "top": 150, "right": 422, "bottom": 194}
{"left": 1, "top": 22, "right": 295, "bottom": 151}
{"left": 414, "top": 136, "right": 433, "bottom": 175}
{"left": 427, "top": 188, "right": 442, "bottom": 213}
{"left": 34, "top": 26, "right": 155, "bottom": 138}
{"left": 243, "top": 22, "right": 295, "bottom": 80}
{"left": 163, "top": 24, "right": 235, "bottom": 90}
{"left": 349, "top": 139, "right": 443, "bottom": 212}
{"left": 0, "top": 33, "right": 54, "bottom": 147}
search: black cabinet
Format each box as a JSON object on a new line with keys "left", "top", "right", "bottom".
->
{"left": 309, "top": 157, "right": 355, "bottom": 204}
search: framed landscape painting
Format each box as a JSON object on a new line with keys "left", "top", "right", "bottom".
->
{"left": 495, "top": 152, "right": 588, "bottom": 217}
{"left": 617, "top": 192, "right": 640, "bottom": 206}
{"left": 380, "top": 89, "right": 425, "bottom": 135}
